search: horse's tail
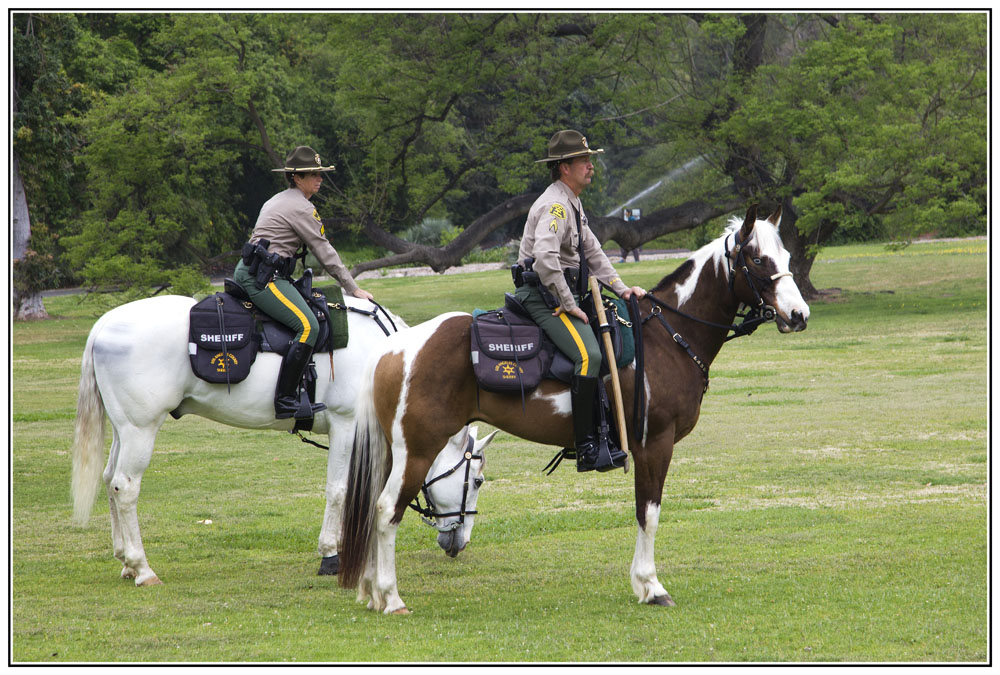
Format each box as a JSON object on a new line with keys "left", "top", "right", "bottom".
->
{"left": 338, "top": 353, "right": 391, "bottom": 589}
{"left": 71, "top": 326, "right": 106, "bottom": 527}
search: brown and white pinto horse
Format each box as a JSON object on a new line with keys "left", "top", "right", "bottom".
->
{"left": 339, "top": 205, "right": 809, "bottom": 613}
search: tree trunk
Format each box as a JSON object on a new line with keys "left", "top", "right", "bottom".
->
{"left": 589, "top": 191, "right": 743, "bottom": 248}
{"left": 12, "top": 154, "right": 48, "bottom": 320}
{"left": 349, "top": 191, "right": 744, "bottom": 277}
{"left": 712, "top": 14, "right": 823, "bottom": 298}
{"left": 776, "top": 200, "right": 820, "bottom": 300}
{"left": 350, "top": 193, "right": 537, "bottom": 275}
{"left": 247, "top": 98, "right": 283, "bottom": 168}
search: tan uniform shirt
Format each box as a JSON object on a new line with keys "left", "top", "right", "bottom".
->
{"left": 517, "top": 180, "right": 628, "bottom": 312}
{"left": 250, "top": 188, "right": 359, "bottom": 294}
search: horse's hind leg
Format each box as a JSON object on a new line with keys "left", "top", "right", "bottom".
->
{"left": 102, "top": 427, "right": 129, "bottom": 577}
{"left": 317, "top": 419, "right": 352, "bottom": 575}
{"left": 369, "top": 446, "right": 433, "bottom": 614}
{"left": 107, "top": 422, "right": 162, "bottom": 586}
{"left": 369, "top": 490, "right": 407, "bottom": 614}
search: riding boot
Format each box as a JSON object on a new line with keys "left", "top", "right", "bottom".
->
{"left": 274, "top": 342, "right": 327, "bottom": 420}
{"left": 570, "top": 375, "right": 626, "bottom": 472}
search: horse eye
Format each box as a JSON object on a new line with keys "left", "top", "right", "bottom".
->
{"left": 474, "top": 477, "right": 484, "bottom": 489}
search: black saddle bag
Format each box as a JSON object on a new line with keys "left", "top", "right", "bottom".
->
{"left": 477, "top": 292, "right": 631, "bottom": 388}
{"left": 188, "top": 292, "right": 259, "bottom": 384}
{"left": 471, "top": 296, "right": 553, "bottom": 394}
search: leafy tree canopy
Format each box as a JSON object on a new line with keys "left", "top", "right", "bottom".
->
{"left": 11, "top": 12, "right": 987, "bottom": 298}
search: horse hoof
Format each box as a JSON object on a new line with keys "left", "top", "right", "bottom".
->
{"left": 120, "top": 567, "right": 136, "bottom": 580}
{"left": 138, "top": 575, "right": 163, "bottom": 587}
{"left": 649, "top": 594, "right": 675, "bottom": 607}
{"left": 391, "top": 607, "right": 411, "bottom": 615}
{"left": 318, "top": 555, "right": 339, "bottom": 576}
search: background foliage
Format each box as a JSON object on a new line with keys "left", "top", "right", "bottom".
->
{"left": 12, "top": 12, "right": 987, "bottom": 295}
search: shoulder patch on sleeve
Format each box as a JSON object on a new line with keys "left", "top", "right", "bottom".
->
{"left": 548, "top": 203, "right": 567, "bottom": 220}
{"left": 548, "top": 219, "right": 558, "bottom": 233}
{"left": 312, "top": 209, "right": 325, "bottom": 234}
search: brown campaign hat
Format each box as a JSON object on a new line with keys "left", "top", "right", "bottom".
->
{"left": 271, "top": 146, "right": 336, "bottom": 172}
{"left": 535, "top": 129, "right": 604, "bottom": 163}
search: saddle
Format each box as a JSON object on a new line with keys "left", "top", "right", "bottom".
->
{"left": 187, "top": 269, "right": 346, "bottom": 386}
{"left": 470, "top": 292, "right": 634, "bottom": 394}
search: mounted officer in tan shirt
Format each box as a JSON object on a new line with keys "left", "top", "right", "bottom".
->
{"left": 233, "top": 145, "right": 373, "bottom": 420}
{"left": 513, "top": 129, "right": 646, "bottom": 472}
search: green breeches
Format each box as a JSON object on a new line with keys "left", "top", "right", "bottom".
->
{"left": 233, "top": 260, "right": 319, "bottom": 347}
{"left": 514, "top": 285, "right": 601, "bottom": 377}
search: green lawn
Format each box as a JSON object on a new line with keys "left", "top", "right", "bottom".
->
{"left": 11, "top": 238, "right": 987, "bottom": 662}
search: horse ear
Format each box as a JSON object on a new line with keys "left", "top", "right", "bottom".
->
{"left": 740, "top": 204, "right": 758, "bottom": 240}
{"left": 474, "top": 429, "right": 501, "bottom": 451}
{"left": 766, "top": 205, "right": 782, "bottom": 228}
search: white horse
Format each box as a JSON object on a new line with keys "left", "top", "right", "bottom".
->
{"left": 71, "top": 292, "right": 494, "bottom": 586}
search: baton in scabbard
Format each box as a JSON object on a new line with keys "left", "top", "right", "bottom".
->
{"left": 589, "top": 277, "right": 630, "bottom": 473}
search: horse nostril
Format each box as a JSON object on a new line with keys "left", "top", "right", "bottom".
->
{"left": 792, "top": 310, "right": 804, "bottom": 324}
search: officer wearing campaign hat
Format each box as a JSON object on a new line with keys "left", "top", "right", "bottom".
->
{"left": 514, "top": 130, "right": 646, "bottom": 472}
{"left": 233, "top": 146, "right": 373, "bottom": 420}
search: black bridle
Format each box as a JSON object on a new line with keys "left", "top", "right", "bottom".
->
{"left": 407, "top": 434, "right": 484, "bottom": 533}
{"left": 724, "top": 227, "right": 793, "bottom": 324}
{"left": 629, "top": 228, "right": 792, "bottom": 430}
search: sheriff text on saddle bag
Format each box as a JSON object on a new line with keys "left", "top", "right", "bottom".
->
{"left": 470, "top": 307, "right": 552, "bottom": 393}
{"left": 188, "top": 293, "right": 259, "bottom": 384}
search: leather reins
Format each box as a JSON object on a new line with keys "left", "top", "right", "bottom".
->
{"left": 628, "top": 229, "right": 792, "bottom": 435}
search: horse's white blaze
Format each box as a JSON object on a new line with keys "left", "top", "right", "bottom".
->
{"left": 773, "top": 275, "right": 810, "bottom": 321}
{"left": 630, "top": 502, "right": 669, "bottom": 603}
{"left": 747, "top": 219, "right": 810, "bottom": 324}
{"left": 673, "top": 216, "right": 809, "bottom": 329}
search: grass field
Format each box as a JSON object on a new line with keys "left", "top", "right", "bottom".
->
{"left": 10, "top": 239, "right": 988, "bottom": 663}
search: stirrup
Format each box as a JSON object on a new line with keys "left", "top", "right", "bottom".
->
{"left": 576, "top": 435, "right": 626, "bottom": 473}
{"left": 275, "top": 391, "right": 327, "bottom": 420}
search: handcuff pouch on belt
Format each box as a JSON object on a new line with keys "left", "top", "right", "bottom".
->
{"left": 241, "top": 238, "right": 296, "bottom": 290}
{"left": 511, "top": 257, "right": 584, "bottom": 310}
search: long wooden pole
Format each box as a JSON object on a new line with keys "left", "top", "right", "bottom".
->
{"left": 589, "top": 277, "right": 630, "bottom": 473}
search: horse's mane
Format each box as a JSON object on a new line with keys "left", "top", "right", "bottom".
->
{"left": 650, "top": 259, "right": 695, "bottom": 294}
{"left": 649, "top": 215, "right": 782, "bottom": 295}
{"left": 649, "top": 220, "right": 738, "bottom": 294}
